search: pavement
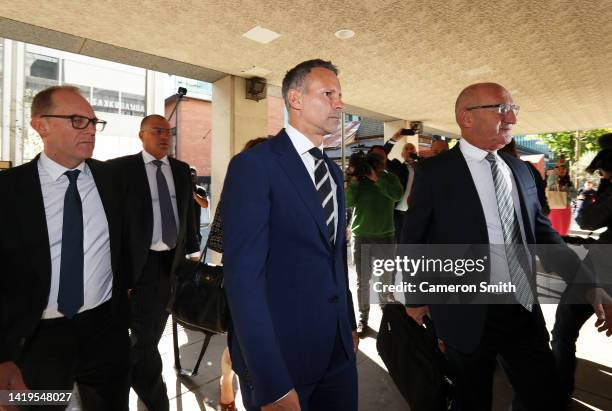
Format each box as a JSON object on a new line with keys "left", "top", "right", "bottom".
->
{"left": 124, "top": 254, "right": 611, "bottom": 411}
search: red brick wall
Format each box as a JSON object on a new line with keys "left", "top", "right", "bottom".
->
{"left": 164, "top": 95, "right": 284, "bottom": 178}
{"left": 165, "top": 97, "right": 212, "bottom": 177}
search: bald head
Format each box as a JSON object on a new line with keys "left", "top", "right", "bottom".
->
{"left": 455, "top": 83, "right": 505, "bottom": 122}
{"left": 140, "top": 114, "right": 167, "bottom": 130}
{"left": 454, "top": 82, "right": 516, "bottom": 152}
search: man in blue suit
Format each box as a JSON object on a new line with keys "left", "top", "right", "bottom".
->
{"left": 222, "top": 59, "right": 358, "bottom": 411}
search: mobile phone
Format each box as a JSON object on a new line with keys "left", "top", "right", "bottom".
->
{"left": 400, "top": 128, "right": 415, "bottom": 136}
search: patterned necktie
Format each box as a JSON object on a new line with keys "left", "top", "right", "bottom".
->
{"left": 57, "top": 169, "right": 84, "bottom": 318}
{"left": 485, "top": 153, "right": 534, "bottom": 311}
{"left": 308, "top": 148, "right": 336, "bottom": 244}
{"left": 152, "top": 160, "right": 177, "bottom": 248}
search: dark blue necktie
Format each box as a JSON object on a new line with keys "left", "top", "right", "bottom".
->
{"left": 152, "top": 160, "right": 177, "bottom": 248}
{"left": 57, "top": 169, "right": 84, "bottom": 318}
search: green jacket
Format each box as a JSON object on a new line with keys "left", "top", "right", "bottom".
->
{"left": 345, "top": 171, "right": 403, "bottom": 238}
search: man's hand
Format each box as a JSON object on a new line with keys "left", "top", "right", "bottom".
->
{"left": 593, "top": 303, "right": 612, "bottom": 336}
{"left": 0, "top": 361, "right": 27, "bottom": 391}
{"left": 405, "top": 306, "right": 430, "bottom": 326}
{"left": 352, "top": 331, "right": 359, "bottom": 353}
{"left": 391, "top": 130, "right": 402, "bottom": 142}
{"left": 262, "top": 389, "right": 300, "bottom": 411}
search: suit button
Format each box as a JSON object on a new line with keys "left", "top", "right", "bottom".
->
{"left": 329, "top": 296, "right": 339, "bottom": 304}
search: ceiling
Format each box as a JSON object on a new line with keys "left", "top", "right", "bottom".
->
{"left": 1, "top": 0, "right": 612, "bottom": 136}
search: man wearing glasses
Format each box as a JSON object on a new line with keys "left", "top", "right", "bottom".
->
{"left": 0, "top": 85, "right": 130, "bottom": 409}
{"left": 402, "top": 82, "right": 612, "bottom": 410}
{"left": 110, "top": 114, "right": 199, "bottom": 411}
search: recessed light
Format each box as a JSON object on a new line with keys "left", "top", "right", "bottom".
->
{"left": 243, "top": 26, "right": 281, "bottom": 44}
{"left": 335, "top": 29, "right": 355, "bottom": 39}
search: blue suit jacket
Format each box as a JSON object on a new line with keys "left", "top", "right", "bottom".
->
{"left": 221, "top": 129, "right": 357, "bottom": 406}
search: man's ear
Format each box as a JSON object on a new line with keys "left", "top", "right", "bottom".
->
{"left": 457, "top": 109, "right": 472, "bottom": 129}
{"left": 138, "top": 130, "right": 144, "bottom": 142}
{"left": 31, "top": 117, "right": 48, "bottom": 137}
{"left": 286, "top": 88, "right": 303, "bottom": 111}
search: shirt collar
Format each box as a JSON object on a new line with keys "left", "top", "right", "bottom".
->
{"left": 142, "top": 150, "right": 169, "bottom": 165}
{"left": 285, "top": 124, "right": 323, "bottom": 156}
{"left": 39, "top": 151, "right": 88, "bottom": 182}
{"left": 459, "top": 137, "right": 498, "bottom": 162}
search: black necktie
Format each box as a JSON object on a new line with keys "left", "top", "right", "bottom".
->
{"left": 152, "top": 160, "right": 177, "bottom": 248}
{"left": 485, "top": 154, "right": 534, "bottom": 311}
{"left": 308, "top": 148, "right": 335, "bottom": 244}
{"left": 57, "top": 169, "right": 84, "bottom": 318}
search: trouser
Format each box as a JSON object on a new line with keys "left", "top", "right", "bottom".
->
{"left": 393, "top": 210, "right": 406, "bottom": 243}
{"left": 445, "top": 304, "right": 561, "bottom": 411}
{"left": 351, "top": 234, "right": 395, "bottom": 324}
{"left": 129, "top": 249, "right": 174, "bottom": 411}
{"left": 18, "top": 300, "right": 130, "bottom": 411}
{"left": 239, "top": 329, "right": 358, "bottom": 411}
{"left": 551, "top": 295, "right": 594, "bottom": 407}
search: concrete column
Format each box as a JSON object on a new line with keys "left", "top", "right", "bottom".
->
{"left": 11, "top": 41, "right": 24, "bottom": 166}
{"left": 1, "top": 39, "right": 12, "bottom": 161}
{"left": 211, "top": 75, "right": 268, "bottom": 212}
{"left": 383, "top": 120, "right": 419, "bottom": 161}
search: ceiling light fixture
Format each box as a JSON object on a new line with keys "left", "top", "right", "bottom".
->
{"left": 243, "top": 26, "right": 281, "bottom": 44}
{"left": 334, "top": 29, "right": 355, "bottom": 39}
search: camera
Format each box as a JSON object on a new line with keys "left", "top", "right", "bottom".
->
{"left": 400, "top": 128, "right": 415, "bottom": 136}
{"left": 177, "top": 87, "right": 187, "bottom": 96}
{"left": 348, "top": 151, "right": 383, "bottom": 180}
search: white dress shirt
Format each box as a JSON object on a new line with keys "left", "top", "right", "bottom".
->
{"left": 459, "top": 139, "right": 531, "bottom": 285}
{"left": 286, "top": 124, "right": 339, "bottom": 243}
{"left": 39, "top": 152, "right": 113, "bottom": 319}
{"left": 142, "top": 150, "right": 180, "bottom": 251}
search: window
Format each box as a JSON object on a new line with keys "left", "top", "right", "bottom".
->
{"left": 24, "top": 53, "right": 59, "bottom": 104}
{"left": 92, "top": 88, "right": 119, "bottom": 114}
{"left": 120, "top": 92, "right": 145, "bottom": 117}
{"left": 66, "top": 84, "right": 92, "bottom": 102}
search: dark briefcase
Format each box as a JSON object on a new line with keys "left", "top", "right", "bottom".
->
{"left": 167, "top": 248, "right": 228, "bottom": 334}
{"left": 376, "top": 304, "right": 455, "bottom": 411}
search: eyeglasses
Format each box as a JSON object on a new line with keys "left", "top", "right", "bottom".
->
{"left": 142, "top": 127, "right": 173, "bottom": 137}
{"left": 466, "top": 103, "right": 520, "bottom": 116}
{"left": 40, "top": 114, "right": 107, "bottom": 131}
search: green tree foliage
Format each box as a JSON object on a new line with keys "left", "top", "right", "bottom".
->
{"left": 536, "top": 128, "right": 612, "bottom": 162}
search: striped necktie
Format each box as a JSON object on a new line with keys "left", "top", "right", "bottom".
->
{"left": 308, "top": 148, "right": 336, "bottom": 244}
{"left": 485, "top": 153, "right": 534, "bottom": 311}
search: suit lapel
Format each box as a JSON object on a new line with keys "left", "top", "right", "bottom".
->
{"left": 15, "top": 156, "right": 52, "bottom": 289}
{"left": 499, "top": 153, "right": 536, "bottom": 243}
{"left": 450, "top": 145, "right": 489, "bottom": 243}
{"left": 324, "top": 153, "right": 345, "bottom": 248}
{"left": 169, "top": 157, "right": 185, "bottom": 228}
{"left": 135, "top": 153, "right": 154, "bottom": 243}
{"left": 272, "top": 131, "right": 331, "bottom": 248}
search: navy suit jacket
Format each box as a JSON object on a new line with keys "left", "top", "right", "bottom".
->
{"left": 221, "top": 129, "right": 357, "bottom": 406}
{"left": 401, "top": 144, "right": 592, "bottom": 353}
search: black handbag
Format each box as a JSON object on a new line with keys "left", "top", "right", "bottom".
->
{"left": 167, "top": 247, "right": 229, "bottom": 334}
{"left": 376, "top": 304, "right": 455, "bottom": 411}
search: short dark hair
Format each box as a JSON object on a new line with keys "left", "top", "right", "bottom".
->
{"left": 282, "top": 59, "right": 338, "bottom": 108}
{"left": 31, "top": 85, "right": 81, "bottom": 117}
{"left": 368, "top": 145, "right": 385, "bottom": 153}
{"left": 140, "top": 114, "right": 167, "bottom": 129}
